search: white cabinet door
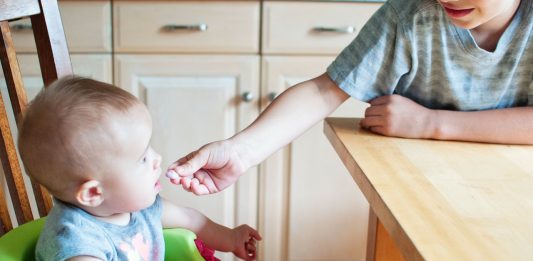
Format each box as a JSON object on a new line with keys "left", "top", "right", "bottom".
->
{"left": 115, "top": 54, "right": 260, "bottom": 260}
{"left": 260, "top": 56, "right": 370, "bottom": 261}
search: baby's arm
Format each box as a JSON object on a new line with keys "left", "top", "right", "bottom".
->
{"left": 161, "top": 198, "right": 261, "bottom": 260}
{"left": 361, "top": 94, "right": 533, "bottom": 144}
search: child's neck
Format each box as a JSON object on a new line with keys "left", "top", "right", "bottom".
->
{"left": 94, "top": 212, "right": 131, "bottom": 226}
{"left": 470, "top": 27, "right": 506, "bottom": 52}
{"left": 470, "top": 0, "right": 521, "bottom": 52}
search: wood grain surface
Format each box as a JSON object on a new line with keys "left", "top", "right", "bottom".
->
{"left": 324, "top": 117, "right": 533, "bottom": 261}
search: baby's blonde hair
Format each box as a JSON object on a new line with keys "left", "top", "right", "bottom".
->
{"left": 18, "top": 76, "right": 141, "bottom": 199}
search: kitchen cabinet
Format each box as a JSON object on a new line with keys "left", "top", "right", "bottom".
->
{"left": 259, "top": 56, "right": 370, "bottom": 260}
{"left": 259, "top": 2, "right": 381, "bottom": 260}
{"left": 1, "top": 1, "right": 383, "bottom": 260}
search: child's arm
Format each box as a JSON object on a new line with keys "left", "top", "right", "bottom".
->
{"left": 167, "top": 73, "right": 349, "bottom": 195}
{"left": 360, "top": 94, "right": 533, "bottom": 144}
{"left": 161, "top": 198, "right": 262, "bottom": 260}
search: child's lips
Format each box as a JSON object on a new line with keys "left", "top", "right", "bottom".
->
{"left": 444, "top": 7, "right": 474, "bottom": 18}
{"left": 155, "top": 180, "right": 162, "bottom": 191}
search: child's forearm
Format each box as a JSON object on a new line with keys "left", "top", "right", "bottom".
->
{"left": 231, "top": 73, "right": 349, "bottom": 169}
{"left": 193, "top": 217, "right": 237, "bottom": 252}
{"left": 432, "top": 106, "right": 533, "bottom": 144}
{"left": 178, "top": 208, "right": 238, "bottom": 252}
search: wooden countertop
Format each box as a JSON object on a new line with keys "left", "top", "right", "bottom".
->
{"left": 324, "top": 117, "right": 533, "bottom": 261}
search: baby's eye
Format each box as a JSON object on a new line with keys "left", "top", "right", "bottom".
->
{"left": 141, "top": 156, "right": 148, "bottom": 164}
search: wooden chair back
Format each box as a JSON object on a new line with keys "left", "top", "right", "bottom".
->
{"left": 0, "top": 0, "right": 72, "bottom": 235}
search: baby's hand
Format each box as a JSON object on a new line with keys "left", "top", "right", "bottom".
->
{"left": 231, "top": 224, "right": 262, "bottom": 260}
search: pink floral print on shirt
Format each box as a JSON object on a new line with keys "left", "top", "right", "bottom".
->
{"left": 119, "top": 233, "right": 151, "bottom": 261}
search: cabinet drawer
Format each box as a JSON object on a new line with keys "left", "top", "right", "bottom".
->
{"left": 10, "top": 1, "right": 111, "bottom": 53}
{"left": 113, "top": 1, "right": 260, "bottom": 53}
{"left": 0, "top": 54, "right": 112, "bottom": 88}
{"left": 262, "top": 2, "right": 381, "bottom": 55}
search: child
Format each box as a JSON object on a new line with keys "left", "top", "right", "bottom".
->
{"left": 18, "top": 76, "right": 261, "bottom": 260}
{"left": 166, "top": 0, "right": 532, "bottom": 195}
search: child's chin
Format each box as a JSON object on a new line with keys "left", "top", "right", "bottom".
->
{"left": 449, "top": 19, "right": 479, "bottom": 30}
{"left": 130, "top": 198, "right": 157, "bottom": 211}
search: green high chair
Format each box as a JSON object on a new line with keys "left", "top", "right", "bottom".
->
{"left": 0, "top": 0, "right": 202, "bottom": 260}
{"left": 0, "top": 217, "right": 204, "bottom": 260}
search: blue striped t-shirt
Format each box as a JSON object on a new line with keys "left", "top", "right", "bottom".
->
{"left": 327, "top": 0, "right": 533, "bottom": 110}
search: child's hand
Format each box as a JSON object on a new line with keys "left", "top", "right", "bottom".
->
{"left": 166, "top": 140, "right": 249, "bottom": 195}
{"left": 361, "top": 94, "right": 437, "bottom": 139}
{"left": 231, "top": 225, "right": 262, "bottom": 261}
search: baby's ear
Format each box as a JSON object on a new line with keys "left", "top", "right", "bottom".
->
{"left": 75, "top": 180, "right": 104, "bottom": 207}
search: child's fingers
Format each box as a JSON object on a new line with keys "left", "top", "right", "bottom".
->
{"left": 246, "top": 246, "right": 256, "bottom": 255}
{"left": 247, "top": 245, "right": 256, "bottom": 253}
{"left": 244, "top": 246, "right": 256, "bottom": 261}
{"left": 236, "top": 238, "right": 257, "bottom": 261}
{"left": 249, "top": 229, "right": 262, "bottom": 241}
{"left": 190, "top": 179, "right": 210, "bottom": 195}
{"left": 166, "top": 169, "right": 180, "bottom": 179}
{"left": 245, "top": 239, "right": 257, "bottom": 252}
{"left": 368, "top": 95, "right": 393, "bottom": 106}
{"left": 170, "top": 177, "right": 180, "bottom": 185}
{"left": 360, "top": 116, "right": 384, "bottom": 129}
{"left": 166, "top": 177, "right": 191, "bottom": 192}
{"left": 369, "top": 126, "right": 386, "bottom": 135}
{"left": 194, "top": 171, "right": 219, "bottom": 193}
{"left": 364, "top": 104, "right": 386, "bottom": 117}
{"left": 175, "top": 150, "right": 208, "bottom": 176}
{"left": 179, "top": 177, "right": 192, "bottom": 190}
{"left": 165, "top": 156, "right": 191, "bottom": 182}
{"left": 245, "top": 245, "right": 256, "bottom": 253}
{"left": 246, "top": 247, "right": 256, "bottom": 258}
{"left": 166, "top": 156, "right": 188, "bottom": 172}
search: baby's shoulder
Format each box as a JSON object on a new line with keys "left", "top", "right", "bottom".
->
{"left": 41, "top": 201, "right": 110, "bottom": 244}
{"left": 36, "top": 204, "right": 112, "bottom": 260}
{"left": 41, "top": 203, "right": 104, "bottom": 240}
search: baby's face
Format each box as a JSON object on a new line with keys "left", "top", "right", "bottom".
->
{"left": 438, "top": 0, "right": 520, "bottom": 30}
{"left": 98, "top": 104, "right": 163, "bottom": 213}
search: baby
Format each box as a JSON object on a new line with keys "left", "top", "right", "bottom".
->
{"left": 18, "top": 76, "right": 261, "bottom": 261}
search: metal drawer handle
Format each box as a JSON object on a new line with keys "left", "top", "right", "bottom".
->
{"left": 11, "top": 23, "right": 32, "bottom": 32}
{"left": 161, "top": 24, "right": 208, "bottom": 32}
{"left": 268, "top": 92, "right": 278, "bottom": 102}
{"left": 241, "top": 92, "right": 254, "bottom": 102}
{"left": 311, "top": 26, "right": 356, "bottom": 34}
